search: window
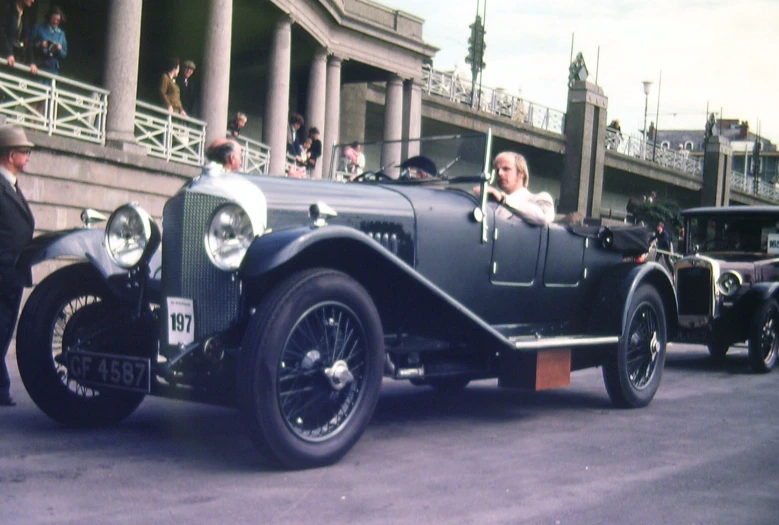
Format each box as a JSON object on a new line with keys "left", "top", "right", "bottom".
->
{"left": 661, "top": 141, "right": 670, "bottom": 149}
{"left": 684, "top": 141, "right": 694, "bottom": 151}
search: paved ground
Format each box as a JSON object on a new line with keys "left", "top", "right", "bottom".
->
{"left": 1, "top": 342, "right": 778, "bottom": 524}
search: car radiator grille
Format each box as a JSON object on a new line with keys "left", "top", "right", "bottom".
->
{"left": 161, "top": 192, "right": 242, "bottom": 345}
{"left": 677, "top": 266, "right": 712, "bottom": 316}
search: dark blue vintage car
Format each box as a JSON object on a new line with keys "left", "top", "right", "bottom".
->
{"left": 16, "top": 133, "right": 676, "bottom": 469}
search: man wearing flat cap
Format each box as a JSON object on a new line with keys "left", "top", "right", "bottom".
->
{"left": 176, "top": 59, "right": 199, "bottom": 118}
{"left": 0, "top": 126, "right": 35, "bottom": 406}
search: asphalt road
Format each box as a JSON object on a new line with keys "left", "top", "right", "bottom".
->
{"left": 2, "top": 342, "right": 778, "bottom": 525}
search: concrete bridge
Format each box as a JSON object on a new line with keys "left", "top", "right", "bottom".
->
{"left": 356, "top": 68, "right": 775, "bottom": 219}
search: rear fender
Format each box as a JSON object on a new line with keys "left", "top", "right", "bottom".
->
{"left": 588, "top": 261, "right": 677, "bottom": 337}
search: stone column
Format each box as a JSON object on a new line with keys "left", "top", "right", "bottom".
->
{"left": 104, "top": 0, "right": 143, "bottom": 148}
{"left": 263, "top": 16, "right": 292, "bottom": 175}
{"left": 700, "top": 136, "right": 732, "bottom": 207}
{"left": 322, "top": 56, "right": 342, "bottom": 179}
{"left": 201, "top": 0, "right": 234, "bottom": 145}
{"left": 381, "top": 74, "right": 403, "bottom": 177}
{"left": 402, "top": 79, "right": 422, "bottom": 159}
{"left": 305, "top": 47, "right": 327, "bottom": 179}
{"left": 558, "top": 81, "right": 608, "bottom": 218}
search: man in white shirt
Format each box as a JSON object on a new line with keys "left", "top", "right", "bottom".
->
{"left": 481, "top": 151, "right": 555, "bottom": 226}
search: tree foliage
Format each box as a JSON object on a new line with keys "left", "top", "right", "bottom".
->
{"left": 626, "top": 197, "right": 683, "bottom": 237}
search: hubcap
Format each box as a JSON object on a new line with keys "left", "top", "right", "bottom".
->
{"left": 324, "top": 360, "right": 354, "bottom": 391}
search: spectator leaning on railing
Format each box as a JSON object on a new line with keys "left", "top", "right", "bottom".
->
{"left": 31, "top": 5, "right": 67, "bottom": 75}
{"left": 0, "top": 0, "right": 38, "bottom": 73}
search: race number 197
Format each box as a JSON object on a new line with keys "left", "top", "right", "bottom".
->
{"left": 167, "top": 297, "right": 194, "bottom": 345}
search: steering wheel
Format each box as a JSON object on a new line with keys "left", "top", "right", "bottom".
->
{"left": 351, "top": 170, "right": 393, "bottom": 183}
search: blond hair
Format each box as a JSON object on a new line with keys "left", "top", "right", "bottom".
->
{"left": 493, "top": 151, "right": 529, "bottom": 188}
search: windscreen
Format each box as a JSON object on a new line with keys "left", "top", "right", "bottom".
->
{"left": 685, "top": 214, "right": 779, "bottom": 255}
{"left": 327, "top": 133, "right": 491, "bottom": 185}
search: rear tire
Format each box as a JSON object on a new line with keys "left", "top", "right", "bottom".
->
{"left": 603, "top": 285, "right": 667, "bottom": 408}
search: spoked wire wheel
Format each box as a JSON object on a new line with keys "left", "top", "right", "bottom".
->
{"left": 625, "top": 303, "right": 661, "bottom": 390}
{"left": 277, "top": 302, "right": 368, "bottom": 442}
{"left": 17, "top": 263, "right": 145, "bottom": 427}
{"left": 238, "top": 268, "right": 384, "bottom": 469}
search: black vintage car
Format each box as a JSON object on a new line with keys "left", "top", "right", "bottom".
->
{"left": 674, "top": 206, "right": 779, "bottom": 372}
{"left": 16, "top": 133, "right": 676, "bottom": 469}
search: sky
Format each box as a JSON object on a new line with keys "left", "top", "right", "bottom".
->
{"left": 383, "top": 0, "right": 779, "bottom": 142}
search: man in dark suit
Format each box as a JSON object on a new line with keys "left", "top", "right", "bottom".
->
{"left": 0, "top": 125, "right": 35, "bottom": 406}
{"left": 176, "top": 60, "right": 198, "bottom": 118}
{"left": 0, "top": 0, "right": 38, "bottom": 73}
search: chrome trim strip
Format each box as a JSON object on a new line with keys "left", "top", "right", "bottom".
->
{"left": 510, "top": 335, "right": 619, "bottom": 350}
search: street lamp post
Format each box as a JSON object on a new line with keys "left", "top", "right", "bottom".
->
{"left": 642, "top": 80, "right": 652, "bottom": 160}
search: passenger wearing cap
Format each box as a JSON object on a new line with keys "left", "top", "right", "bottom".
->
{"left": 177, "top": 59, "right": 199, "bottom": 118}
{"left": 0, "top": 125, "right": 36, "bottom": 406}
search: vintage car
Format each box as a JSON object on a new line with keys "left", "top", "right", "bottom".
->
{"left": 16, "top": 133, "right": 676, "bottom": 469}
{"left": 673, "top": 205, "right": 779, "bottom": 372}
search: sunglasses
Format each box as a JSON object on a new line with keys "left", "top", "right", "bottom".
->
{"left": 14, "top": 149, "right": 32, "bottom": 156}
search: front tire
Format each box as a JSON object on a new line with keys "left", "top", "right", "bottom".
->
{"left": 16, "top": 264, "right": 146, "bottom": 427}
{"left": 747, "top": 299, "right": 779, "bottom": 373}
{"left": 238, "top": 269, "right": 384, "bottom": 469}
{"left": 603, "top": 285, "right": 667, "bottom": 408}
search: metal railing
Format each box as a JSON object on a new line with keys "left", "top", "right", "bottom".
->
{"left": 421, "top": 66, "right": 566, "bottom": 134}
{"left": 731, "top": 170, "right": 779, "bottom": 201}
{"left": 605, "top": 128, "right": 703, "bottom": 177}
{"left": 0, "top": 58, "right": 107, "bottom": 143}
{"left": 236, "top": 134, "right": 270, "bottom": 174}
{"left": 134, "top": 100, "right": 207, "bottom": 167}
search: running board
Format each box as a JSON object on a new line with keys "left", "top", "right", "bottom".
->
{"left": 508, "top": 335, "right": 619, "bottom": 350}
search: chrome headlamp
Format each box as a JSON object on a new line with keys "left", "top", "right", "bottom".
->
{"left": 716, "top": 271, "right": 742, "bottom": 297}
{"left": 105, "top": 204, "right": 155, "bottom": 269}
{"left": 206, "top": 203, "right": 255, "bottom": 271}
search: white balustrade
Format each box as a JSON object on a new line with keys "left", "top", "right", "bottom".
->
{"left": 421, "top": 66, "right": 565, "bottom": 134}
{"left": 0, "top": 58, "right": 107, "bottom": 143}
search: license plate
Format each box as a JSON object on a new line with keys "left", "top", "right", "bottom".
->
{"left": 67, "top": 351, "right": 151, "bottom": 393}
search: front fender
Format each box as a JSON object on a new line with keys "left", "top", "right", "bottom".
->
{"left": 588, "top": 261, "right": 677, "bottom": 336}
{"left": 240, "top": 225, "right": 397, "bottom": 278}
{"left": 239, "top": 225, "right": 511, "bottom": 352}
{"left": 19, "top": 228, "right": 162, "bottom": 283}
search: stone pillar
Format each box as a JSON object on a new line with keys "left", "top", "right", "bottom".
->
{"left": 201, "top": 0, "right": 234, "bottom": 146}
{"left": 305, "top": 47, "right": 327, "bottom": 179}
{"left": 264, "top": 16, "right": 292, "bottom": 175}
{"left": 381, "top": 74, "right": 403, "bottom": 177}
{"left": 402, "top": 79, "right": 422, "bottom": 159}
{"left": 322, "top": 56, "right": 342, "bottom": 178}
{"left": 700, "top": 136, "right": 732, "bottom": 207}
{"left": 104, "top": 0, "right": 143, "bottom": 148}
{"left": 558, "top": 81, "right": 608, "bottom": 218}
